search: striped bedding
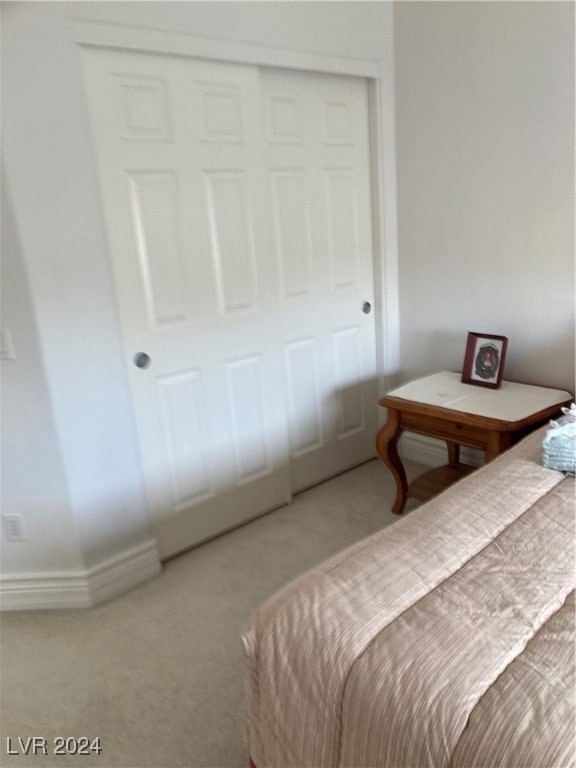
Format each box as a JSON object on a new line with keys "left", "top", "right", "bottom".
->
{"left": 242, "top": 427, "right": 575, "bottom": 768}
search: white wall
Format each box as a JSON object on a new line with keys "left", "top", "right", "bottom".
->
{"left": 1, "top": 1, "right": 392, "bottom": 606}
{"left": 1, "top": 180, "right": 85, "bottom": 576}
{"left": 394, "top": 1, "right": 575, "bottom": 393}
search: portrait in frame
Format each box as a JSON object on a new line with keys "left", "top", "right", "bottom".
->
{"left": 461, "top": 332, "right": 508, "bottom": 389}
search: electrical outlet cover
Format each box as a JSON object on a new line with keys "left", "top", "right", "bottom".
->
{"left": 2, "top": 513, "right": 25, "bottom": 541}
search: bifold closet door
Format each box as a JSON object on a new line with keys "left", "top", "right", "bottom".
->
{"left": 260, "top": 68, "right": 378, "bottom": 491}
{"left": 81, "top": 48, "right": 378, "bottom": 559}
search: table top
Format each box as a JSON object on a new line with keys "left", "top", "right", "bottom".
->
{"left": 384, "top": 372, "right": 572, "bottom": 423}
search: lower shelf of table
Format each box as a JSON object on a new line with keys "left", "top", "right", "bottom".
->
{"left": 408, "top": 463, "right": 477, "bottom": 503}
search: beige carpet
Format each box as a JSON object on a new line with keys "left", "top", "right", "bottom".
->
{"left": 0, "top": 458, "right": 422, "bottom": 768}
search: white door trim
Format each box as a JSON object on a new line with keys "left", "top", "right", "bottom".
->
{"left": 72, "top": 17, "right": 382, "bottom": 78}
{"left": 72, "top": 13, "right": 400, "bottom": 404}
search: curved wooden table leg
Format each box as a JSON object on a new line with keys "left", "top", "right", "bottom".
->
{"left": 376, "top": 408, "right": 407, "bottom": 514}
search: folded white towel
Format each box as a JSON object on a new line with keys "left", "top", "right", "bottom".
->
{"left": 542, "top": 403, "right": 576, "bottom": 476}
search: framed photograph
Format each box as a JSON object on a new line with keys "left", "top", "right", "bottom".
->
{"left": 461, "top": 332, "right": 508, "bottom": 389}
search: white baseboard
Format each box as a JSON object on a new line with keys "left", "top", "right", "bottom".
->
{"left": 88, "top": 540, "right": 161, "bottom": 606}
{"left": 400, "top": 433, "right": 484, "bottom": 469}
{"left": 0, "top": 573, "right": 92, "bottom": 611}
{"left": 0, "top": 540, "right": 161, "bottom": 611}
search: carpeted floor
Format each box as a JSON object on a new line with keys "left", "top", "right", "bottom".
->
{"left": 0, "top": 457, "right": 422, "bottom": 768}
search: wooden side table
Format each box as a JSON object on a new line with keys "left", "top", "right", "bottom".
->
{"left": 376, "top": 372, "right": 572, "bottom": 515}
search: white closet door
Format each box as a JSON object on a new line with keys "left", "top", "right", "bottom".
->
{"left": 260, "top": 68, "right": 378, "bottom": 491}
{"left": 81, "top": 49, "right": 291, "bottom": 559}
{"left": 81, "top": 48, "right": 378, "bottom": 559}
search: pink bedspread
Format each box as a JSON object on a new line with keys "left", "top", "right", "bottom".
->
{"left": 243, "top": 428, "right": 575, "bottom": 767}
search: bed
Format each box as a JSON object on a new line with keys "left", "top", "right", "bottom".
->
{"left": 242, "top": 426, "right": 575, "bottom": 768}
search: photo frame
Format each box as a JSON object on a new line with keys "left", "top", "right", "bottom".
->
{"left": 461, "top": 332, "right": 508, "bottom": 389}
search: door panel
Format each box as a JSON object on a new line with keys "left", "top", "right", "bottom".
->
{"left": 156, "top": 369, "right": 213, "bottom": 507}
{"left": 285, "top": 338, "right": 324, "bottom": 456}
{"left": 333, "top": 326, "right": 366, "bottom": 436}
{"left": 325, "top": 168, "right": 360, "bottom": 290}
{"left": 205, "top": 171, "right": 258, "bottom": 313}
{"left": 271, "top": 170, "right": 313, "bottom": 298}
{"left": 82, "top": 49, "right": 292, "bottom": 558}
{"left": 129, "top": 170, "right": 189, "bottom": 326}
{"left": 261, "top": 68, "right": 378, "bottom": 491}
{"left": 225, "top": 355, "right": 272, "bottom": 482}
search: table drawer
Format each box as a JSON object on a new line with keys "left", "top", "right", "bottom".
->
{"left": 400, "top": 412, "right": 489, "bottom": 448}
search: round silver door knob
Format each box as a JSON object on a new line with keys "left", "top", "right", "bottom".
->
{"left": 362, "top": 301, "right": 372, "bottom": 314}
{"left": 134, "top": 352, "right": 151, "bottom": 369}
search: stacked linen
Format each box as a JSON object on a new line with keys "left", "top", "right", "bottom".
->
{"left": 543, "top": 403, "right": 576, "bottom": 476}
